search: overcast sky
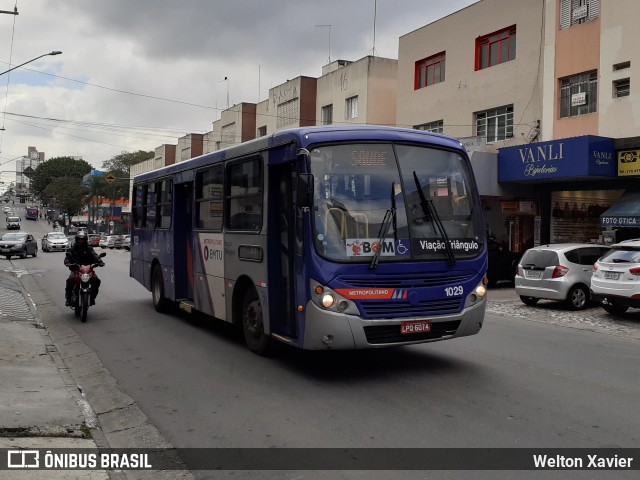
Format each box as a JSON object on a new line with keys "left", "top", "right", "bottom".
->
{"left": 0, "top": 0, "right": 477, "bottom": 183}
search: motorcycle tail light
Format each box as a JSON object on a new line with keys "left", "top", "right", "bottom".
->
{"left": 80, "top": 273, "right": 91, "bottom": 282}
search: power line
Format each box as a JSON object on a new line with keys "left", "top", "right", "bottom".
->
{"left": 0, "top": 60, "right": 220, "bottom": 111}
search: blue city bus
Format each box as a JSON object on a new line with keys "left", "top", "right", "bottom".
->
{"left": 130, "top": 126, "right": 488, "bottom": 354}
{"left": 25, "top": 206, "right": 39, "bottom": 220}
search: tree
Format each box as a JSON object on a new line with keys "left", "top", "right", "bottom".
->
{"left": 31, "top": 157, "right": 93, "bottom": 195}
{"left": 101, "top": 150, "right": 153, "bottom": 200}
{"left": 42, "top": 177, "right": 89, "bottom": 216}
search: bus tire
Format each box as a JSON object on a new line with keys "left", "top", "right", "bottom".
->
{"left": 152, "top": 266, "right": 171, "bottom": 313}
{"left": 241, "top": 288, "right": 272, "bottom": 355}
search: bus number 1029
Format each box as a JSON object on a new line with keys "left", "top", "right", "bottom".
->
{"left": 444, "top": 286, "right": 463, "bottom": 296}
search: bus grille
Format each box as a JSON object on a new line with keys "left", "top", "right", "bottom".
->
{"left": 360, "top": 298, "right": 462, "bottom": 318}
{"left": 364, "top": 320, "right": 461, "bottom": 344}
{"left": 337, "top": 273, "right": 475, "bottom": 288}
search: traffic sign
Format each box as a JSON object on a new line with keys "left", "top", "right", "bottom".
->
{"left": 105, "top": 172, "right": 117, "bottom": 184}
{"left": 22, "top": 166, "right": 35, "bottom": 179}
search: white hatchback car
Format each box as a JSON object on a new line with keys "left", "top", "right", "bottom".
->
{"left": 591, "top": 239, "right": 640, "bottom": 315}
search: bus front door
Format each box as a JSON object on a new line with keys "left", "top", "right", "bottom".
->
{"left": 268, "top": 164, "right": 298, "bottom": 339}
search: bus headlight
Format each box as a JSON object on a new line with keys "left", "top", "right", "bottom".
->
{"left": 310, "top": 279, "right": 359, "bottom": 314}
{"left": 321, "top": 293, "right": 336, "bottom": 308}
{"left": 465, "top": 283, "right": 487, "bottom": 307}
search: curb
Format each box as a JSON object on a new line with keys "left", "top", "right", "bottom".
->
{"left": 11, "top": 269, "right": 195, "bottom": 479}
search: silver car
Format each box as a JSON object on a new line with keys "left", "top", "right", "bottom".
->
{"left": 42, "top": 231, "right": 70, "bottom": 252}
{"left": 591, "top": 239, "right": 640, "bottom": 315}
{"left": 515, "top": 244, "right": 610, "bottom": 310}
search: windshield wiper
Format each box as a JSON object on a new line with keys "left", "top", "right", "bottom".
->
{"left": 412, "top": 171, "right": 456, "bottom": 266}
{"left": 369, "top": 182, "right": 397, "bottom": 270}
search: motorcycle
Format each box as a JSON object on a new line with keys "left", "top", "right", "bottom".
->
{"left": 67, "top": 252, "right": 106, "bottom": 322}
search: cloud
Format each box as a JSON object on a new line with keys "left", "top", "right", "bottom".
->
{"left": 0, "top": 0, "right": 476, "bottom": 172}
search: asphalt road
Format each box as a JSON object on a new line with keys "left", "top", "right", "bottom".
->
{"left": 3, "top": 212, "right": 640, "bottom": 480}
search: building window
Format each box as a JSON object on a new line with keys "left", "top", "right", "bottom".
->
{"left": 221, "top": 123, "right": 236, "bottom": 147}
{"left": 345, "top": 96, "right": 358, "bottom": 120}
{"left": 277, "top": 98, "right": 299, "bottom": 129}
{"left": 415, "top": 52, "right": 446, "bottom": 89}
{"left": 560, "top": 0, "right": 599, "bottom": 29}
{"left": 257, "top": 126, "right": 267, "bottom": 137}
{"left": 613, "top": 78, "right": 630, "bottom": 98}
{"left": 321, "top": 104, "right": 333, "bottom": 125}
{"left": 414, "top": 120, "right": 444, "bottom": 134}
{"left": 613, "top": 61, "right": 630, "bottom": 71}
{"left": 476, "top": 105, "right": 513, "bottom": 142}
{"left": 559, "top": 71, "right": 597, "bottom": 118}
{"left": 475, "top": 26, "right": 516, "bottom": 70}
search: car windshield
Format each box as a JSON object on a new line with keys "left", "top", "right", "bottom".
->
{"left": 7, "top": 217, "right": 19, "bottom": 222}
{"left": 2, "top": 233, "right": 26, "bottom": 241}
{"left": 48, "top": 233, "right": 67, "bottom": 240}
{"left": 309, "top": 142, "right": 483, "bottom": 263}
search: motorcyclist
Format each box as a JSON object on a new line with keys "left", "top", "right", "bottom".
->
{"left": 64, "top": 231, "right": 104, "bottom": 306}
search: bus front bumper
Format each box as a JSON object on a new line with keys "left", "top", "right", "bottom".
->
{"left": 301, "top": 298, "right": 486, "bottom": 350}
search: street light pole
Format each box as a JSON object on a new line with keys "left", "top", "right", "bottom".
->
{"left": 0, "top": 51, "right": 62, "bottom": 77}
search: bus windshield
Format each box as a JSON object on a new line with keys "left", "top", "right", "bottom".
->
{"left": 310, "top": 143, "right": 483, "bottom": 263}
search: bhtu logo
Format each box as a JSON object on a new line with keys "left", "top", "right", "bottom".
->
{"left": 7, "top": 450, "right": 39, "bottom": 468}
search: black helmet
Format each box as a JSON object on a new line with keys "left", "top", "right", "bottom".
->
{"left": 75, "top": 231, "right": 88, "bottom": 246}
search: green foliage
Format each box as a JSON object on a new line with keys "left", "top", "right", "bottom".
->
{"left": 31, "top": 157, "right": 93, "bottom": 195}
{"left": 101, "top": 150, "right": 152, "bottom": 200}
{"left": 102, "top": 150, "right": 153, "bottom": 177}
{"left": 42, "top": 177, "right": 90, "bottom": 216}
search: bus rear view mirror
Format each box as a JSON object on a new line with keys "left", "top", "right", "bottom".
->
{"left": 297, "top": 173, "right": 314, "bottom": 209}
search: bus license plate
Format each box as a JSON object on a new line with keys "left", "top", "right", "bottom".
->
{"left": 400, "top": 320, "right": 431, "bottom": 335}
{"left": 604, "top": 272, "right": 620, "bottom": 280}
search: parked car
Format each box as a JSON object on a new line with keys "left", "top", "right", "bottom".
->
{"left": 41, "top": 231, "right": 70, "bottom": 252}
{"left": 486, "top": 236, "right": 523, "bottom": 286}
{"left": 122, "top": 235, "right": 131, "bottom": 251}
{"left": 591, "top": 239, "right": 640, "bottom": 315}
{"left": 515, "top": 243, "right": 610, "bottom": 310}
{"left": 6, "top": 216, "right": 21, "bottom": 230}
{"left": 88, "top": 234, "right": 101, "bottom": 247}
{"left": 106, "top": 235, "right": 120, "bottom": 249}
{"left": 98, "top": 235, "right": 109, "bottom": 248}
{"left": 0, "top": 232, "right": 38, "bottom": 259}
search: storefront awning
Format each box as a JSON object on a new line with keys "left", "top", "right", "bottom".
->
{"left": 600, "top": 191, "right": 640, "bottom": 227}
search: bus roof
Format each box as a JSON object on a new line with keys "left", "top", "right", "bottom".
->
{"left": 133, "top": 125, "right": 466, "bottom": 184}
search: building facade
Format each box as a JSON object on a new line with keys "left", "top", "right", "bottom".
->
{"left": 398, "top": 0, "right": 640, "bottom": 249}
{"left": 397, "top": 0, "right": 545, "bottom": 252}
{"left": 16, "top": 146, "right": 45, "bottom": 193}
{"left": 499, "top": 0, "right": 640, "bottom": 245}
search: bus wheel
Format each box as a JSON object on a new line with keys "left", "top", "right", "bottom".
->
{"left": 241, "top": 288, "right": 272, "bottom": 355}
{"left": 152, "top": 266, "right": 171, "bottom": 313}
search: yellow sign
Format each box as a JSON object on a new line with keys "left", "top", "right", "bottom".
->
{"left": 105, "top": 173, "right": 117, "bottom": 184}
{"left": 618, "top": 150, "right": 640, "bottom": 176}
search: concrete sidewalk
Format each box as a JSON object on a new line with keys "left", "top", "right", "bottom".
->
{"left": 0, "top": 268, "right": 193, "bottom": 479}
{"left": 0, "top": 268, "right": 108, "bottom": 479}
